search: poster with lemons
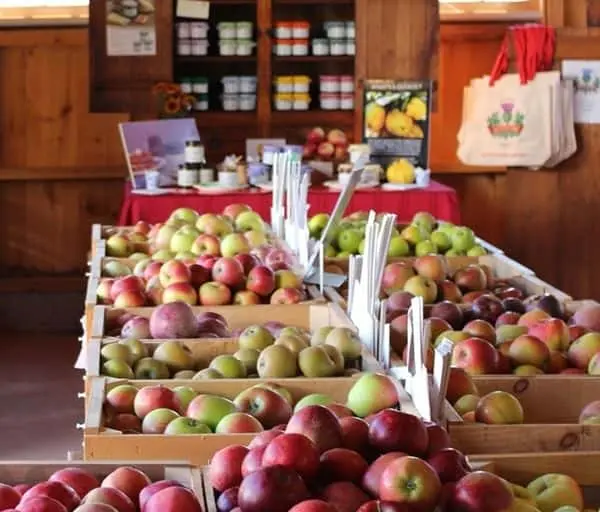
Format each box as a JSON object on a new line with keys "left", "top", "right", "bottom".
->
{"left": 363, "top": 80, "right": 432, "bottom": 187}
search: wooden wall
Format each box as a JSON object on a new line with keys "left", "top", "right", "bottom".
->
{"left": 0, "top": 15, "right": 598, "bottom": 302}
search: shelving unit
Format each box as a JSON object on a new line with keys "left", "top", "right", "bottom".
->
{"left": 172, "top": 0, "right": 357, "bottom": 150}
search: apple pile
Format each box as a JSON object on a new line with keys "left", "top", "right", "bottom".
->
{"left": 0, "top": 465, "right": 203, "bottom": 511}
{"left": 100, "top": 323, "right": 361, "bottom": 380}
{"left": 307, "top": 211, "right": 488, "bottom": 259}
{"left": 205, "top": 398, "right": 577, "bottom": 512}
{"left": 302, "top": 127, "right": 349, "bottom": 162}
{"left": 97, "top": 252, "right": 306, "bottom": 308}
{"left": 102, "top": 373, "right": 399, "bottom": 436}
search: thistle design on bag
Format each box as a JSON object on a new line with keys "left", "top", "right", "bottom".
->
{"left": 575, "top": 68, "right": 600, "bottom": 93}
{"left": 487, "top": 102, "right": 525, "bottom": 138}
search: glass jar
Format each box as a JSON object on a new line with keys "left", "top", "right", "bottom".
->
{"left": 236, "top": 21, "right": 253, "bottom": 39}
{"left": 239, "top": 76, "right": 257, "bottom": 94}
{"left": 320, "top": 93, "right": 340, "bottom": 110}
{"left": 274, "top": 39, "right": 293, "bottom": 56}
{"left": 293, "top": 75, "right": 311, "bottom": 93}
{"left": 274, "top": 21, "right": 293, "bottom": 39}
{"left": 312, "top": 38, "right": 329, "bottom": 56}
{"left": 324, "top": 21, "right": 346, "bottom": 39}
{"left": 274, "top": 93, "right": 293, "bottom": 111}
{"left": 178, "top": 164, "right": 199, "bottom": 188}
{"left": 120, "top": 0, "right": 139, "bottom": 20}
{"left": 191, "top": 39, "right": 209, "bottom": 56}
{"left": 185, "top": 140, "right": 205, "bottom": 164}
{"left": 236, "top": 40, "right": 255, "bottom": 56}
{"left": 194, "top": 94, "right": 209, "bottom": 111}
{"left": 217, "top": 22, "right": 236, "bottom": 39}
{"left": 190, "top": 21, "right": 209, "bottom": 39}
{"left": 247, "top": 162, "right": 270, "bottom": 185}
{"left": 239, "top": 94, "right": 256, "bottom": 111}
{"left": 274, "top": 76, "right": 294, "bottom": 93}
{"left": 340, "top": 93, "right": 354, "bottom": 110}
{"left": 222, "top": 76, "right": 240, "bottom": 94}
{"left": 346, "top": 21, "right": 356, "bottom": 39}
{"left": 320, "top": 75, "right": 341, "bottom": 93}
{"left": 345, "top": 39, "right": 356, "bottom": 56}
{"left": 177, "top": 22, "right": 191, "bottom": 40}
{"left": 292, "top": 40, "right": 309, "bottom": 56}
{"left": 192, "top": 78, "right": 209, "bottom": 94}
{"left": 262, "top": 145, "right": 280, "bottom": 165}
{"left": 180, "top": 78, "right": 192, "bottom": 94}
{"left": 222, "top": 94, "right": 240, "bottom": 111}
{"left": 293, "top": 94, "right": 311, "bottom": 111}
{"left": 177, "top": 39, "right": 192, "bottom": 56}
{"left": 219, "top": 40, "right": 236, "bottom": 56}
{"left": 330, "top": 39, "right": 346, "bottom": 56}
{"left": 199, "top": 168, "right": 214, "bottom": 184}
{"left": 292, "top": 21, "right": 310, "bottom": 39}
{"left": 340, "top": 75, "right": 354, "bottom": 93}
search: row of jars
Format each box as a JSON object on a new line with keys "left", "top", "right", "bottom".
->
{"left": 273, "top": 75, "right": 354, "bottom": 94}
{"left": 176, "top": 21, "right": 254, "bottom": 40}
{"left": 273, "top": 21, "right": 355, "bottom": 39}
{"left": 273, "top": 94, "right": 354, "bottom": 111}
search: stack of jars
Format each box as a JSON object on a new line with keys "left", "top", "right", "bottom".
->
{"left": 319, "top": 75, "right": 354, "bottom": 110}
{"left": 273, "top": 21, "right": 311, "bottom": 57}
{"left": 180, "top": 77, "right": 210, "bottom": 111}
{"left": 176, "top": 21, "right": 209, "bottom": 56}
{"left": 273, "top": 75, "right": 312, "bottom": 111}
{"left": 221, "top": 75, "right": 257, "bottom": 111}
{"left": 312, "top": 21, "right": 355, "bottom": 56}
{"left": 217, "top": 21, "right": 255, "bottom": 56}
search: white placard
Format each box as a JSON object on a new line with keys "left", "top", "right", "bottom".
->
{"left": 106, "top": 0, "right": 157, "bottom": 56}
{"left": 176, "top": 0, "right": 210, "bottom": 19}
{"left": 562, "top": 60, "right": 600, "bottom": 124}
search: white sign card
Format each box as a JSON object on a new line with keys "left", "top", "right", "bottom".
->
{"left": 562, "top": 60, "right": 600, "bottom": 124}
{"left": 106, "top": 0, "right": 157, "bottom": 56}
{"left": 176, "top": 0, "right": 210, "bottom": 19}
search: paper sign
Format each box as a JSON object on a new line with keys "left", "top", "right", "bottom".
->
{"left": 106, "top": 0, "right": 157, "bottom": 56}
{"left": 176, "top": 0, "right": 210, "bottom": 19}
{"left": 562, "top": 60, "right": 600, "bottom": 124}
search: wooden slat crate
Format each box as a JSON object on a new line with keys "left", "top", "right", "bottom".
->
{"left": 468, "top": 452, "right": 600, "bottom": 508}
{"left": 448, "top": 375, "right": 600, "bottom": 454}
{"left": 84, "top": 376, "right": 417, "bottom": 466}
{"left": 0, "top": 461, "right": 208, "bottom": 508}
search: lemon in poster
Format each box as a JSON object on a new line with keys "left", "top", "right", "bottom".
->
{"left": 384, "top": 110, "right": 415, "bottom": 137}
{"left": 365, "top": 102, "right": 386, "bottom": 135}
{"left": 406, "top": 96, "right": 427, "bottom": 121}
{"left": 386, "top": 158, "right": 415, "bottom": 184}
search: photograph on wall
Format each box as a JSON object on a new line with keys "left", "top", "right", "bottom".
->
{"left": 106, "top": 0, "right": 157, "bottom": 56}
{"left": 119, "top": 118, "right": 200, "bottom": 189}
{"left": 562, "top": 60, "right": 600, "bottom": 124}
{"left": 363, "top": 79, "right": 432, "bottom": 170}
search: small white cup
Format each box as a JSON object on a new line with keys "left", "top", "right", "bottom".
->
{"left": 218, "top": 171, "right": 239, "bottom": 188}
{"left": 415, "top": 168, "right": 431, "bottom": 187}
{"left": 145, "top": 169, "right": 160, "bottom": 189}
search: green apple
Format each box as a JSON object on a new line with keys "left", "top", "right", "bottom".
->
{"left": 164, "top": 417, "right": 211, "bottom": 435}
{"left": 106, "top": 234, "right": 132, "bottom": 258}
{"left": 187, "top": 395, "right": 237, "bottom": 431}
{"left": 235, "top": 211, "right": 265, "bottom": 232}
{"left": 358, "top": 239, "right": 366, "bottom": 255}
{"left": 220, "top": 232, "right": 251, "bottom": 257}
{"left": 403, "top": 275, "right": 438, "bottom": 303}
{"left": 193, "top": 368, "right": 223, "bottom": 379}
{"left": 169, "top": 207, "right": 199, "bottom": 225}
{"left": 118, "top": 338, "right": 148, "bottom": 364}
{"left": 415, "top": 240, "right": 437, "bottom": 257}
{"left": 308, "top": 213, "right": 330, "bottom": 238}
{"left": 101, "top": 343, "right": 132, "bottom": 362}
{"left": 324, "top": 245, "right": 337, "bottom": 257}
{"left": 388, "top": 236, "right": 410, "bottom": 257}
{"left": 336, "top": 251, "right": 351, "bottom": 259}
{"left": 437, "top": 221, "right": 455, "bottom": 235}
{"left": 170, "top": 226, "right": 200, "bottom": 254}
{"left": 346, "top": 372, "right": 399, "bottom": 417}
{"left": 152, "top": 249, "right": 174, "bottom": 262}
{"left": 467, "top": 245, "right": 487, "bottom": 257}
{"left": 451, "top": 226, "right": 476, "bottom": 252}
{"left": 175, "top": 251, "right": 195, "bottom": 260}
{"left": 173, "top": 386, "right": 198, "bottom": 411}
{"left": 102, "top": 359, "right": 134, "bottom": 379}
{"left": 400, "top": 225, "right": 426, "bottom": 246}
{"left": 411, "top": 211, "right": 436, "bottom": 233}
{"left": 337, "top": 229, "right": 363, "bottom": 254}
{"left": 294, "top": 393, "right": 334, "bottom": 412}
{"left": 153, "top": 341, "right": 195, "bottom": 372}
{"left": 129, "top": 252, "right": 149, "bottom": 262}
{"left": 154, "top": 224, "right": 178, "bottom": 250}
{"left": 134, "top": 357, "right": 170, "bottom": 379}
{"left": 209, "top": 354, "right": 247, "bottom": 378}
{"left": 431, "top": 230, "right": 452, "bottom": 252}
{"left": 445, "top": 249, "right": 465, "bottom": 257}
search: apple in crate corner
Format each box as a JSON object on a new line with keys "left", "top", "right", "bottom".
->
{"left": 379, "top": 456, "right": 441, "bottom": 509}
{"left": 450, "top": 471, "right": 514, "bottom": 512}
{"left": 270, "top": 287, "right": 304, "bottom": 304}
{"left": 199, "top": 281, "right": 232, "bottom": 306}
{"left": 0, "top": 483, "right": 20, "bottom": 510}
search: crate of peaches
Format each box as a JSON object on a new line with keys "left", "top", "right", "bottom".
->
{"left": 83, "top": 372, "right": 414, "bottom": 467}
{"left": 84, "top": 300, "right": 381, "bottom": 382}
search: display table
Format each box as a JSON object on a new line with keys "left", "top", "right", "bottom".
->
{"left": 117, "top": 181, "right": 461, "bottom": 225}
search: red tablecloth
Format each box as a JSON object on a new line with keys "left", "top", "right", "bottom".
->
{"left": 118, "top": 181, "right": 461, "bottom": 225}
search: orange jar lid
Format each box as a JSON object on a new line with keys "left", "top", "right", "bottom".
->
{"left": 275, "top": 21, "right": 294, "bottom": 28}
{"left": 292, "top": 21, "right": 310, "bottom": 28}
{"left": 275, "top": 39, "right": 294, "bottom": 45}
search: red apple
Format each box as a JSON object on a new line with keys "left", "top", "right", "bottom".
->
{"left": 144, "top": 486, "right": 203, "bottom": 512}
{"left": 339, "top": 416, "right": 370, "bottom": 454}
{"left": 21, "top": 481, "right": 80, "bottom": 511}
{"left": 216, "top": 486, "right": 239, "bottom": 512}
{"left": 368, "top": 409, "right": 428, "bottom": 456}
{"left": 424, "top": 421, "right": 452, "bottom": 456}
{"left": 285, "top": 405, "right": 343, "bottom": 454}
{"left": 198, "top": 281, "right": 232, "bottom": 306}
{"left": 379, "top": 456, "right": 441, "bottom": 509}
{"left": 101, "top": 466, "right": 151, "bottom": 503}
{"left": 234, "top": 253, "right": 260, "bottom": 275}
{"left": 427, "top": 447, "right": 471, "bottom": 483}
{"left": 262, "top": 433, "right": 321, "bottom": 481}
{"left": 234, "top": 387, "right": 293, "bottom": 429}
{"left": 196, "top": 254, "right": 218, "bottom": 270}
{"left": 246, "top": 265, "right": 276, "bottom": 297}
{"left": 80, "top": 487, "right": 135, "bottom": 512}
{"left": 143, "top": 261, "right": 163, "bottom": 281}
{"left": 248, "top": 429, "right": 284, "bottom": 449}
{"left": 242, "top": 445, "right": 268, "bottom": 477}
{"left": 289, "top": 500, "right": 337, "bottom": 512}
{"left": 15, "top": 497, "right": 68, "bottom": 512}
{"left": 212, "top": 257, "right": 245, "bottom": 288}
{"left": 139, "top": 480, "right": 183, "bottom": 511}
{"left": 159, "top": 260, "right": 192, "bottom": 288}
{"left": 318, "top": 482, "right": 370, "bottom": 512}
{"left": 307, "top": 127, "right": 326, "bottom": 145}
{"left": 13, "top": 484, "right": 31, "bottom": 496}
{"left": 191, "top": 234, "right": 221, "bottom": 256}
{"left": 317, "top": 142, "right": 336, "bottom": 160}
{"left": 0, "top": 483, "right": 20, "bottom": 510}
{"left": 110, "top": 275, "right": 144, "bottom": 302}
{"left": 357, "top": 502, "right": 413, "bottom": 512}
{"left": 451, "top": 337, "right": 498, "bottom": 375}
{"left": 265, "top": 249, "right": 292, "bottom": 271}
{"left": 318, "top": 448, "right": 369, "bottom": 484}
{"left": 113, "top": 290, "right": 147, "bottom": 308}
{"left": 362, "top": 452, "right": 407, "bottom": 498}
{"left": 327, "top": 128, "right": 348, "bottom": 147}
{"left": 49, "top": 468, "right": 99, "bottom": 500}
{"left": 270, "top": 287, "right": 304, "bottom": 305}
{"left": 209, "top": 445, "right": 249, "bottom": 493}
{"left": 450, "top": 471, "right": 514, "bottom": 512}
{"left": 133, "top": 385, "right": 181, "bottom": 419}
{"left": 186, "top": 263, "right": 211, "bottom": 288}
{"left": 162, "top": 282, "right": 197, "bottom": 305}
{"left": 233, "top": 290, "right": 262, "bottom": 305}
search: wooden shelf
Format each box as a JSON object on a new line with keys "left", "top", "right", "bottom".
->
{"left": 275, "top": 0, "right": 353, "bottom": 3}
{"left": 271, "top": 110, "right": 353, "bottom": 126}
{"left": 193, "top": 111, "right": 257, "bottom": 127}
{"left": 273, "top": 55, "right": 354, "bottom": 63}
{"left": 176, "top": 55, "right": 257, "bottom": 63}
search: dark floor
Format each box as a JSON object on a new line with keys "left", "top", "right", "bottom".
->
{"left": 0, "top": 333, "right": 83, "bottom": 459}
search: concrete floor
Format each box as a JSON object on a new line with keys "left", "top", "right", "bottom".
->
{"left": 0, "top": 333, "right": 83, "bottom": 459}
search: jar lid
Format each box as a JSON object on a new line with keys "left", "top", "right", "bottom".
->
{"left": 275, "top": 39, "right": 294, "bottom": 44}
{"left": 274, "top": 76, "right": 294, "bottom": 83}
{"left": 184, "top": 163, "right": 202, "bottom": 170}
{"left": 219, "top": 39, "right": 237, "bottom": 44}
{"left": 320, "top": 75, "right": 340, "bottom": 81}
{"left": 292, "top": 21, "right": 310, "bottom": 27}
{"left": 191, "top": 21, "right": 209, "bottom": 26}
{"left": 292, "top": 39, "right": 309, "bottom": 44}
{"left": 340, "top": 75, "right": 354, "bottom": 81}
{"left": 275, "top": 21, "right": 294, "bottom": 27}
{"left": 275, "top": 93, "right": 294, "bottom": 101}
{"left": 236, "top": 40, "right": 255, "bottom": 46}
{"left": 293, "top": 93, "right": 311, "bottom": 101}
{"left": 222, "top": 76, "right": 240, "bottom": 82}
{"left": 293, "top": 75, "right": 311, "bottom": 83}
{"left": 320, "top": 93, "right": 340, "bottom": 99}
{"left": 340, "top": 93, "right": 354, "bottom": 99}
{"left": 236, "top": 21, "right": 253, "bottom": 26}
{"left": 193, "top": 77, "right": 208, "bottom": 83}
{"left": 186, "top": 139, "right": 202, "bottom": 147}
{"left": 218, "top": 22, "right": 236, "bottom": 27}
{"left": 312, "top": 38, "right": 329, "bottom": 44}
{"left": 197, "top": 94, "right": 209, "bottom": 100}
{"left": 240, "top": 76, "right": 257, "bottom": 81}
{"left": 324, "top": 21, "right": 345, "bottom": 27}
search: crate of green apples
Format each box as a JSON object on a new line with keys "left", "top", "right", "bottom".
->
{"left": 83, "top": 372, "right": 413, "bottom": 466}
{"left": 0, "top": 461, "right": 207, "bottom": 511}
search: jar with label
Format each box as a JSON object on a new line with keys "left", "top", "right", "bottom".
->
{"left": 364, "top": 163, "right": 383, "bottom": 184}
{"left": 349, "top": 144, "right": 370, "bottom": 165}
{"left": 247, "top": 162, "right": 270, "bottom": 185}
{"left": 324, "top": 21, "right": 346, "bottom": 39}
{"left": 199, "top": 168, "right": 214, "bottom": 184}
{"left": 340, "top": 75, "right": 354, "bottom": 93}
{"left": 239, "top": 76, "right": 257, "bottom": 94}
{"left": 274, "top": 40, "right": 293, "bottom": 56}
{"left": 293, "top": 94, "right": 310, "bottom": 111}
{"left": 330, "top": 39, "right": 346, "bottom": 56}
{"left": 222, "top": 76, "right": 240, "bottom": 94}
{"left": 274, "top": 93, "right": 293, "bottom": 111}
{"left": 190, "top": 21, "right": 209, "bottom": 39}
{"left": 345, "top": 39, "right": 356, "bottom": 55}
{"left": 312, "top": 38, "right": 329, "bottom": 56}
{"left": 340, "top": 93, "right": 354, "bottom": 110}
{"left": 185, "top": 140, "right": 205, "bottom": 164}
{"left": 177, "top": 39, "right": 192, "bottom": 56}
{"left": 293, "top": 75, "right": 311, "bottom": 93}
{"left": 192, "top": 77, "right": 209, "bottom": 94}
{"left": 274, "top": 76, "right": 294, "bottom": 93}
{"left": 320, "top": 93, "right": 341, "bottom": 110}
{"left": 320, "top": 75, "right": 341, "bottom": 93}
{"left": 292, "top": 40, "right": 309, "bottom": 56}
{"left": 274, "top": 21, "right": 293, "bottom": 39}
{"left": 180, "top": 78, "right": 192, "bottom": 94}
{"left": 217, "top": 22, "right": 236, "bottom": 39}
{"left": 346, "top": 21, "right": 356, "bottom": 39}
{"left": 219, "top": 40, "right": 236, "bottom": 56}
{"left": 120, "top": 0, "right": 139, "bottom": 19}
{"left": 262, "top": 145, "right": 280, "bottom": 165}
{"left": 178, "top": 164, "right": 199, "bottom": 188}
{"left": 292, "top": 21, "right": 310, "bottom": 39}
{"left": 191, "top": 39, "right": 209, "bottom": 56}
{"left": 236, "top": 21, "right": 253, "bottom": 39}
{"left": 236, "top": 40, "right": 255, "bottom": 56}
{"left": 222, "top": 94, "right": 240, "bottom": 111}
{"left": 177, "top": 22, "right": 191, "bottom": 39}
{"left": 194, "top": 94, "right": 209, "bottom": 111}
{"left": 239, "top": 94, "right": 256, "bottom": 111}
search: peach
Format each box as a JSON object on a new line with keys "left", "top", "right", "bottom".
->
{"left": 579, "top": 400, "right": 600, "bottom": 424}
{"left": 451, "top": 337, "right": 498, "bottom": 375}
{"left": 517, "top": 309, "right": 550, "bottom": 328}
{"left": 463, "top": 319, "right": 496, "bottom": 345}
{"left": 547, "top": 351, "right": 569, "bottom": 374}
{"left": 453, "top": 394, "right": 480, "bottom": 416}
{"left": 508, "top": 335, "right": 550, "bottom": 369}
{"left": 528, "top": 318, "right": 570, "bottom": 352}
{"left": 513, "top": 365, "right": 544, "bottom": 376}
{"left": 475, "top": 391, "right": 524, "bottom": 425}
{"left": 445, "top": 367, "right": 478, "bottom": 404}
{"left": 567, "top": 332, "right": 600, "bottom": 370}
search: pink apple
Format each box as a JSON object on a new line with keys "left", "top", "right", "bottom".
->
{"left": 223, "top": 203, "right": 252, "bottom": 220}
{"left": 101, "top": 466, "right": 151, "bottom": 504}
{"left": 262, "top": 433, "right": 321, "bottom": 481}
{"left": 196, "top": 254, "right": 218, "bottom": 270}
{"left": 191, "top": 234, "right": 221, "bottom": 256}
{"left": 233, "top": 290, "right": 262, "bottom": 305}
{"left": 270, "top": 287, "right": 304, "bottom": 304}
{"left": 133, "top": 385, "right": 181, "bottom": 419}
{"left": 81, "top": 488, "right": 135, "bottom": 512}
{"left": 209, "top": 445, "right": 249, "bottom": 493}
{"left": 21, "top": 481, "right": 80, "bottom": 511}
{"left": 49, "top": 468, "right": 99, "bottom": 500}
{"left": 143, "top": 261, "right": 163, "bottom": 281}
{"left": 198, "top": 281, "right": 232, "bottom": 306}
{"left": 110, "top": 275, "right": 144, "bottom": 302}
{"left": 144, "top": 486, "right": 203, "bottom": 512}
{"left": 114, "top": 290, "right": 146, "bottom": 308}
{"left": 247, "top": 265, "right": 276, "bottom": 297}
{"left": 15, "top": 497, "right": 68, "bottom": 512}
{"left": 159, "top": 260, "right": 191, "bottom": 288}
{"left": 242, "top": 445, "right": 268, "bottom": 477}
{"left": 212, "top": 257, "right": 245, "bottom": 288}
{"left": 265, "top": 249, "right": 292, "bottom": 271}
{"left": 0, "top": 483, "right": 20, "bottom": 510}
{"left": 162, "top": 282, "right": 197, "bottom": 305}
{"left": 215, "top": 412, "right": 264, "bottom": 433}
{"left": 139, "top": 480, "right": 184, "bottom": 511}
{"left": 234, "top": 253, "right": 260, "bottom": 275}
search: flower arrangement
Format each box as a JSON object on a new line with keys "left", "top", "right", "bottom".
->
{"left": 152, "top": 82, "right": 195, "bottom": 118}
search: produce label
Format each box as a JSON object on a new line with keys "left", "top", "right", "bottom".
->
{"left": 106, "top": 0, "right": 157, "bottom": 56}
{"left": 363, "top": 79, "right": 432, "bottom": 169}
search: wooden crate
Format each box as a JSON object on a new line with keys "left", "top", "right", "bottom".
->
{"left": 468, "top": 452, "right": 600, "bottom": 508}
{"left": 447, "top": 375, "right": 600, "bottom": 454}
{"left": 90, "top": 302, "right": 352, "bottom": 339}
{"left": 84, "top": 376, "right": 417, "bottom": 466}
{"left": 0, "top": 461, "right": 208, "bottom": 508}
